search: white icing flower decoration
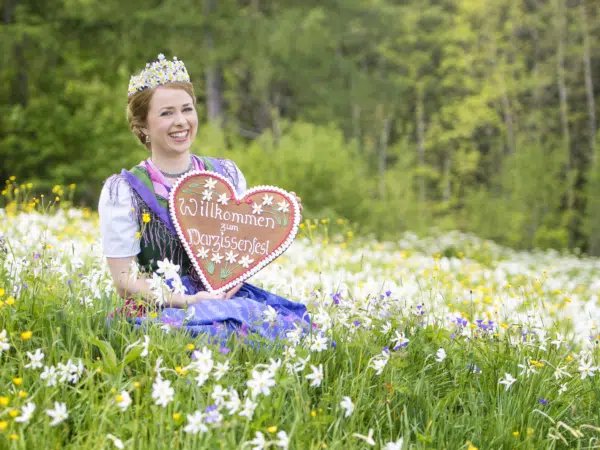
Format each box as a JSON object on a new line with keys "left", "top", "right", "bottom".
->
{"left": 204, "top": 178, "right": 217, "bottom": 190}
{"left": 277, "top": 200, "right": 289, "bottom": 213}
{"left": 225, "top": 251, "right": 238, "bottom": 264}
{"left": 262, "top": 194, "right": 273, "bottom": 206}
{"left": 252, "top": 203, "right": 263, "bottom": 215}
{"left": 196, "top": 247, "right": 209, "bottom": 259}
{"left": 239, "top": 255, "right": 254, "bottom": 268}
{"left": 217, "top": 193, "right": 229, "bottom": 205}
{"left": 211, "top": 253, "right": 223, "bottom": 264}
{"left": 202, "top": 190, "right": 213, "bottom": 201}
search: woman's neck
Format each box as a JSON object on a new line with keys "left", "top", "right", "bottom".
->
{"left": 150, "top": 152, "right": 191, "bottom": 177}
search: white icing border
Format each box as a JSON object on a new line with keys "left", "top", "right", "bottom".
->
{"left": 168, "top": 170, "right": 301, "bottom": 294}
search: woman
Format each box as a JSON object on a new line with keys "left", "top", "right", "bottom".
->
{"left": 98, "top": 54, "right": 309, "bottom": 342}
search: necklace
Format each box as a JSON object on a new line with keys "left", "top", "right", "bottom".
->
{"left": 155, "top": 157, "right": 193, "bottom": 178}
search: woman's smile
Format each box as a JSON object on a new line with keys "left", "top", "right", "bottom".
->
{"left": 169, "top": 130, "right": 189, "bottom": 142}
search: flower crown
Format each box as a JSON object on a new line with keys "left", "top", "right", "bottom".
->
{"left": 128, "top": 53, "right": 190, "bottom": 97}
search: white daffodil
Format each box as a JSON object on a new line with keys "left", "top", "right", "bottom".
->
{"left": 106, "top": 434, "right": 125, "bottom": 449}
{"left": 46, "top": 401, "right": 68, "bottom": 426}
{"left": 353, "top": 428, "right": 376, "bottom": 446}
{"left": 151, "top": 376, "right": 174, "bottom": 407}
{"left": 184, "top": 410, "right": 208, "bottom": 435}
{"left": 14, "top": 402, "right": 36, "bottom": 424}
{"left": 383, "top": 438, "right": 404, "bottom": 450}
{"left": 115, "top": 390, "right": 132, "bottom": 412}
{"left": 213, "top": 360, "right": 230, "bottom": 381}
{"left": 275, "top": 430, "right": 290, "bottom": 449}
{"left": 435, "top": 348, "right": 447, "bottom": 363}
{"left": 40, "top": 365, "right": 58, "bottom": 387}
{"left": 25, "top": 348, "right": 45, "bottom": 370}
{"left": 156, "top": 258, "right": 180, "bottom": 280}
{"left": 498, "top": 373, "right": 516, "bottom": 391}
{"left": 340, "top": 396, "right": 354, "bottom": 418}
{"left": 0, "top": 329, "right": 10, "bottom": 354}
{"left": 305, "top": 364, "right": 324, "bottom": 387}
{"left": 247, "top": 368, "right": 276, "bottom": 398}
{"left": 243, "top": 431, "right": 267, "bottom": 450}
{"left": 238, "top": 396, "right": 258, "bottom": 419}
{"left": 140, "top": 335, "right": 150, "bottom": 358}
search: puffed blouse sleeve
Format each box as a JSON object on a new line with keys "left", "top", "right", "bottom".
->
{"left": 98, "top": 177, "right": 141, "bottom": 258}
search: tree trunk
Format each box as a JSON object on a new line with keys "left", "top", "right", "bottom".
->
{"left": 416, "top": 83, "right": 426, "bottom": 202}
{"left": 500, "top": 74, "right": 515, "bottom": 155}
{"left": 580, "top": 0, "right": 597, "bottom": 164}
{"left": 378, "top": 106, "right": 393, "bottom": 199}
{"left": 554, "top": 0, "right": 574, "bottom": 248}
{"left": 204, "top": 0, "right": 223, "bottom": 123}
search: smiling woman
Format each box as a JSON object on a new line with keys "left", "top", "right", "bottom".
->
{"left": 97, "top": 53, "right": 309, "bottom": 342}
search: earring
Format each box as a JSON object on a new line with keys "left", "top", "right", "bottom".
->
{"left": 145, "top": 135, "right": 151, "bottom": 144}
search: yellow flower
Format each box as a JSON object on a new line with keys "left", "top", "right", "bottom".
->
{"left": 135, "top": 232, "right": 141, "bottom": 239}
{"left": 9, "top": 434, "right": 18, "bottom": 440}
{"left": 0, "top": 421, "right": 7, "bottom": 431}
{"left": 18, "top": 391, "right": 26, "bottom": 398}
{"left": 186, "top": 343, "right": 195, "bottom": 351}
{"left": 12, "top": 378, "right": 22, "bottom": 386}
{"left": 311, "top": 410, "right": 317, "bottom": 417}
{"left": 0, "top": 287, "right": 4, "bottom": 297}
{"left": 9, "top": 175, "right": 15, "bottom": 181}
{"left": 267, "top": 426, "right": 277, "bottom": 433}
{"left": 0, "top": 397, "right": 8, "bottom": 406}
{"left": 527, "top": 428, "right": 534, "bottom": 436}
{"left": 8, "top": 410, "right": 18, "bottom": 418}
{"left": 110, "top": 388, "right": 117, "bottom": 393}
{"left": 134, "top": 382, "right": 141, "bottom": 389}
{"left": 512, "top": 431, "right": 519, "bottom": 437}
{"left": 175, "top": 366, "right": 183, "bottom": 374}
{"left": 69, "top": 184, "right": 76, "bottom": 189}
{"left": 466, "top": 442, "right": 478, "bottom": 450}
{"left": 20, "top": 331, "right": 32, "bottom": 340}
{"left": 142, "top": 212, "right": 151, "bottom": 223}
{"left": 115, "top": 395, "right": 124, "bottom": 403}
{"left": 172, "top": 413, "right": 181, "bottom": 421}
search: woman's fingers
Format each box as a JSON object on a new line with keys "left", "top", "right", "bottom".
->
{"left": 225, "top": 283, "right": 244, "bottom": 299}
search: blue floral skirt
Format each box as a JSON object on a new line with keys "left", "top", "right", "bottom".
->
{"left": 128, "top": 280, "right": 310, "bottom": 344}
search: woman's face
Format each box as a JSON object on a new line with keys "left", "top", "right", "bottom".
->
{"left": 142, "top": 86, "right": 198, "bottom": 156}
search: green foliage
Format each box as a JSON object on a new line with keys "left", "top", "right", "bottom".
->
{"left": 1, "top": 0, "right": 600, "bottom": 253}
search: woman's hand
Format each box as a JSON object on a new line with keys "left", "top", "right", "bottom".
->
{"left": 290, "top": 191, "right": 303, "bottom": 214}
{"left": 183, "top": 283, "right": 244, "bottom": 305}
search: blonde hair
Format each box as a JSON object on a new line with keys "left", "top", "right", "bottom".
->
{"left": 126, "top": 82, "right": 197, "bottom": 149}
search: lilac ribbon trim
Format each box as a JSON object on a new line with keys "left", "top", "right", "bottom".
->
{"left": 120, "top": 169, "right": 177, "bottom": 234}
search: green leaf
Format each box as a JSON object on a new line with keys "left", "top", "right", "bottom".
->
{"left": 87, "top": 336, "right": 118, "bottom": 374}
{"left": 119, "top": 345, "right": 143, "bottom": 368}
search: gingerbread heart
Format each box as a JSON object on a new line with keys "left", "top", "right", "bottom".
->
{"left": 169, "top": 171, "right": 301, "bottom": 293}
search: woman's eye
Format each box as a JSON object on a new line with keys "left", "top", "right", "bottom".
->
{"left": 184, "top": 107, "right": 193, "bottom": 112}
{"left": 161, "top": 111, "right": 171, "bottom": 116}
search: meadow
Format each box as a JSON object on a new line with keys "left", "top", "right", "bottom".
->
{"left": 0, "top": 184, "right": 599, "bottom": 449}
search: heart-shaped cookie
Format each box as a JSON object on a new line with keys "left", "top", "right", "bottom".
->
{"left": 169, "top": 170, "right": 301, "bottom": 293}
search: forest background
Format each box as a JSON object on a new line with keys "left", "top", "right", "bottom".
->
{"left": 1, "top": 0, "right": 600, "bottom": 254}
